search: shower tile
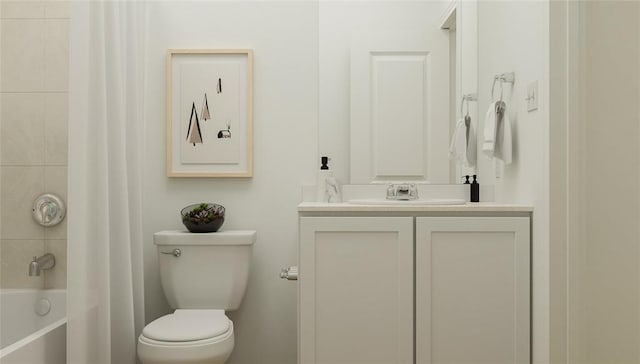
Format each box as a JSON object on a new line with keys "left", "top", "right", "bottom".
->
{"left": 44, "top": 93, "right": 68, "bottom": 165}
{"left": 0, "top": 19, "right": 45, "bottom": 92}
{"left": 44, "top": 20, "right": 69, "bottom": 92}
{"left": 0, "top": 239, "right": 45, "bottom": 289}
{"left": 44, "top": 0, "right": 69, "bottom": 19}
{"left": 0, "top": 166, "right": 45, "bottom": 240}
{"left": 0, "top": 93, "right": 46, "bottom": 165}
{"left": 44, "top": 239, "right": 66, "bottom": 289}
{"left": 1, "top": 1, "right": 45, "bottom": 19}
{"left": 44, "top": 166, "right": 67, "bottom": 240}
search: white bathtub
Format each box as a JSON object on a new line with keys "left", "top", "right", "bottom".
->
{"left": 0, "top": 289, "right": 66, "bottom": 364}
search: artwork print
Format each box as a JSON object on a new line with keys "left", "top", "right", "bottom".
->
{"left": 180, "top": 63, "right": 240, "bottom": 164}
{"left": 167, "top": 50, "right": 253, "bottom": 177}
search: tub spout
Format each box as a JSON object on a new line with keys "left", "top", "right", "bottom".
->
{"left": 28, "top": 253, "right": 55, "bottom": 277}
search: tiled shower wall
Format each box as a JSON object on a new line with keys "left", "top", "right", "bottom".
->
{"left": 0, "top": 0, "right": 68, "bottom": 289}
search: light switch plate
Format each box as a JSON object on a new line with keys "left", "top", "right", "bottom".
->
{"left": 527, "top": 81, "right": 538, "bottom": 112}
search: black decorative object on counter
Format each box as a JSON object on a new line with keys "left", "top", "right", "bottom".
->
{"left": 181, "top": 203, "right": 225, "bottom": 233}
{"left": 470, "top": 175, "right": 480, "bottom": 203}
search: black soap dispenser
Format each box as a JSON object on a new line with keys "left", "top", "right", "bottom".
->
{"left": 470, "top": 174, "right": 480, "bottom": 202}
{"left": 316, "top": 156, "right": 333, "bottom": 202}
{"left": 320, "top": 156, "right": 329, "bottom": 170}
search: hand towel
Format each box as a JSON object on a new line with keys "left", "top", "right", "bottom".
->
{"left": 449, "top": 116, "right": 477, "bottom": 167}
{"left": 482, "top": 101, "right": 512, "bottom": 165}
{"left": 465, "top": 116, "right": 477, "bottom": 167}
{"left": 494, "top": 102, "right": 512, "bottom": 165}
{"left": 482, "top": 102, "right": 497, "bottom": 158}
{"left": 449, "top": 118, "right": 466, "bottom": 162}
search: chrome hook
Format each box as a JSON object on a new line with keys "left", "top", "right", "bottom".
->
{"left": 460, "top": 93, "right": 477, "bottom": 118}
{"left": 491, "top": 77, "right": 498, "bottom": 102}
{"left": 491, "top": 72, "right": 515, "bottom": 102}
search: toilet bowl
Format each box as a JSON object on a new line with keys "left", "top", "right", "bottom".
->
{"left": 137, "top": 230, "right": 255, "bottom": 364}
{"left": 138, "top": 310, "right": 234, "bottom": 364}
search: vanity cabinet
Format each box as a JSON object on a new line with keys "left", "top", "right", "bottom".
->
{"left": 415, "top": 217, "right": 530, "bottom": 364}
{"left": 298, "top": 217, "right": 414, "bottom": 364}
{"left": 298, "top": 210, "right": 530, "bottom": 364}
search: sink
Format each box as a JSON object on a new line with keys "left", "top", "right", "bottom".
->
{"left": 347, "top": 198, "right": 467, "bottom": 206}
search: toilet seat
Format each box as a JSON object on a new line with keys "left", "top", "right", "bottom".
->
{"left": 137, "top": 310, "right": 234, "bottom": 364}
{"left": 142, "top": 309, "right": 230, "bottom": 342}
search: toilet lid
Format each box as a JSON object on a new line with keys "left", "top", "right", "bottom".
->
{"left": 142, "top": 309, "right": 231, "bottom": 342}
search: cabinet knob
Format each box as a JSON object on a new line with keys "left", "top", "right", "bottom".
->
{"left": 280, "top": 266, "right": 298, "bottom": 280}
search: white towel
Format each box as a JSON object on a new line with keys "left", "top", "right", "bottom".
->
{"left": 449, "top": 116, "right": 477, "bottom": 167}
{"left": 482, "top": 102, "right": 497, "bottom": 157}
{"left": 482, "top": 102, "right": 512, "bottom": 165}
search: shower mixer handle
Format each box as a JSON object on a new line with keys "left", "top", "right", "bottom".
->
{"left": 32, "top": 193, "right": 66, "bottom": 227}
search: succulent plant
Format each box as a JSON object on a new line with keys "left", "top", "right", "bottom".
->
{"left": 182, "top": 203, "right": 224, "bottom": 225}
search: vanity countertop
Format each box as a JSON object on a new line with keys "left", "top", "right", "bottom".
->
{"left": 298, "top": 202, "right": 533, "bottom": 213}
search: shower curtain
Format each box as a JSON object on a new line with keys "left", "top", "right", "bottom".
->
{"left": 68, "top": 1, "right": 146, "bottom": 363}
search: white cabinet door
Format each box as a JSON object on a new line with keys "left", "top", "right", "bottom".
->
{"left": 416, "top": 217, "right": 530, "bottom": 364}
{"left": 299, "top": 217, "right": 414, "bottom": 364}
{"left": 350, "top": 31, "right": 450, "bottom": 184}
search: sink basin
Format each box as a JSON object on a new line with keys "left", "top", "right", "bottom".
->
{"left": 347, "top": 198, "right": 467, "bottom": 206}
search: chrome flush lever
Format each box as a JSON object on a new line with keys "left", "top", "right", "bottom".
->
{"left": 160, "top": 249, "right": 181, "bottom": 257}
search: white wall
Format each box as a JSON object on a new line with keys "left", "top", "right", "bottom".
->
{"left": 580, "top": 2, "right": 640, "bottom": 362}
{"left": 143, "top": 2, "right": 318, "bottom": 363}
{"left": 318, "top": 1, "right": 450, "bottom": 184}
{"left": 553, "top": 3, "right": 640, "bottom": 362}
{"left": 477, "top": 1, "right": 550, "bottom": 362}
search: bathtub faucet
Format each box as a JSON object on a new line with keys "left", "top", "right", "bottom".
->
{"left": 28, "top": 253, "right": 56, "bottom": 276}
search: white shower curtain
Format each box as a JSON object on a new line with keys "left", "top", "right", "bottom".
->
{"left": 68, "top": 1, "right": 146, "bottom": 363}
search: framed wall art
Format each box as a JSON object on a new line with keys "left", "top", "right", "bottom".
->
{"left": 167, "top": 49, "right": 253, "bottom": 177}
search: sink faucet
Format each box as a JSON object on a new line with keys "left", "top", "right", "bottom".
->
{"left": 28, "top": 253, "right": 56, "bottom": 276}
{"left": 386, "top": 183, "right": 419, "bottom": 201}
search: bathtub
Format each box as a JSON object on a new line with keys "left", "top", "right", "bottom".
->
{"left": 0, "top": 289, "right": 66, "bottom": 364}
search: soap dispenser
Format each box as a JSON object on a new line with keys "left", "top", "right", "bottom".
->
{"left": 317, "top": 156, "right": 340, "bottom": 203}
{"left": 470, "top": 174, "right": 480, "bottom": 202}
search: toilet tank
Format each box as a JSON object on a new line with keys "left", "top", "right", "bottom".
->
{"left": 154, "top": 230, "right": 256, "bottom": 310}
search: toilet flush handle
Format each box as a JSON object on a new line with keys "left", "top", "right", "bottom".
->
{"left": 160, "top": 249, "right": 181, "bottom": 257}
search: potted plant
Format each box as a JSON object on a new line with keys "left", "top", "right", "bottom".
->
{"left": 181, "top": 203, "right": 225, "bottom": 233}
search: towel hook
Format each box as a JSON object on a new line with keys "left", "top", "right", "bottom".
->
{"left": 491, "top": 72, "right": 515, "bottom": 102}
{"left": 460, "top": 96, "right": 468, "bottom": 117}
{"left": 460, "top": 93, "right": 477, "bottom": 118}
{"left": 491, "top": 77, "right": 499, "bottom": 102}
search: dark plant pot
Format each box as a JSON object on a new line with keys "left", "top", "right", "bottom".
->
{"left": 182, "top": 216, "right": 224, "bottom": 233}
{"left": 181, "top": 203, "right": 225, "bottom": 233}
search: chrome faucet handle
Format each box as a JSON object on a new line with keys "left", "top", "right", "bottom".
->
{"left": 386, "top": 184, "right": 396, "bottom": 200}
{"left": 32, "top": 194, "right": 66, "bottom": 227}
{"left": 407, "top": 184, "right": 419, "bottom": 200}
{"left": 41, "top": 201, "right": 57, "bottom": 224}
{"left": 387, "top": 183, "right": 419, "bottom": 200}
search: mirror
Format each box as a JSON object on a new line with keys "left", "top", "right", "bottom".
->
{"left": 318, "top": 0, "right": 478, "bottom": 185}
{"left": 455, "top": 0, "right": 479, "bottom": 182}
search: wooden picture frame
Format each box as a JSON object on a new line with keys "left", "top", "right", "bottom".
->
{"left": 167, "top": 49, "right": 253, "bottom": 177}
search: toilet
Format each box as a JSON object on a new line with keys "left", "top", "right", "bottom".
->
{"left": 137, "top": 230, "right": 256, "bottom": 364}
